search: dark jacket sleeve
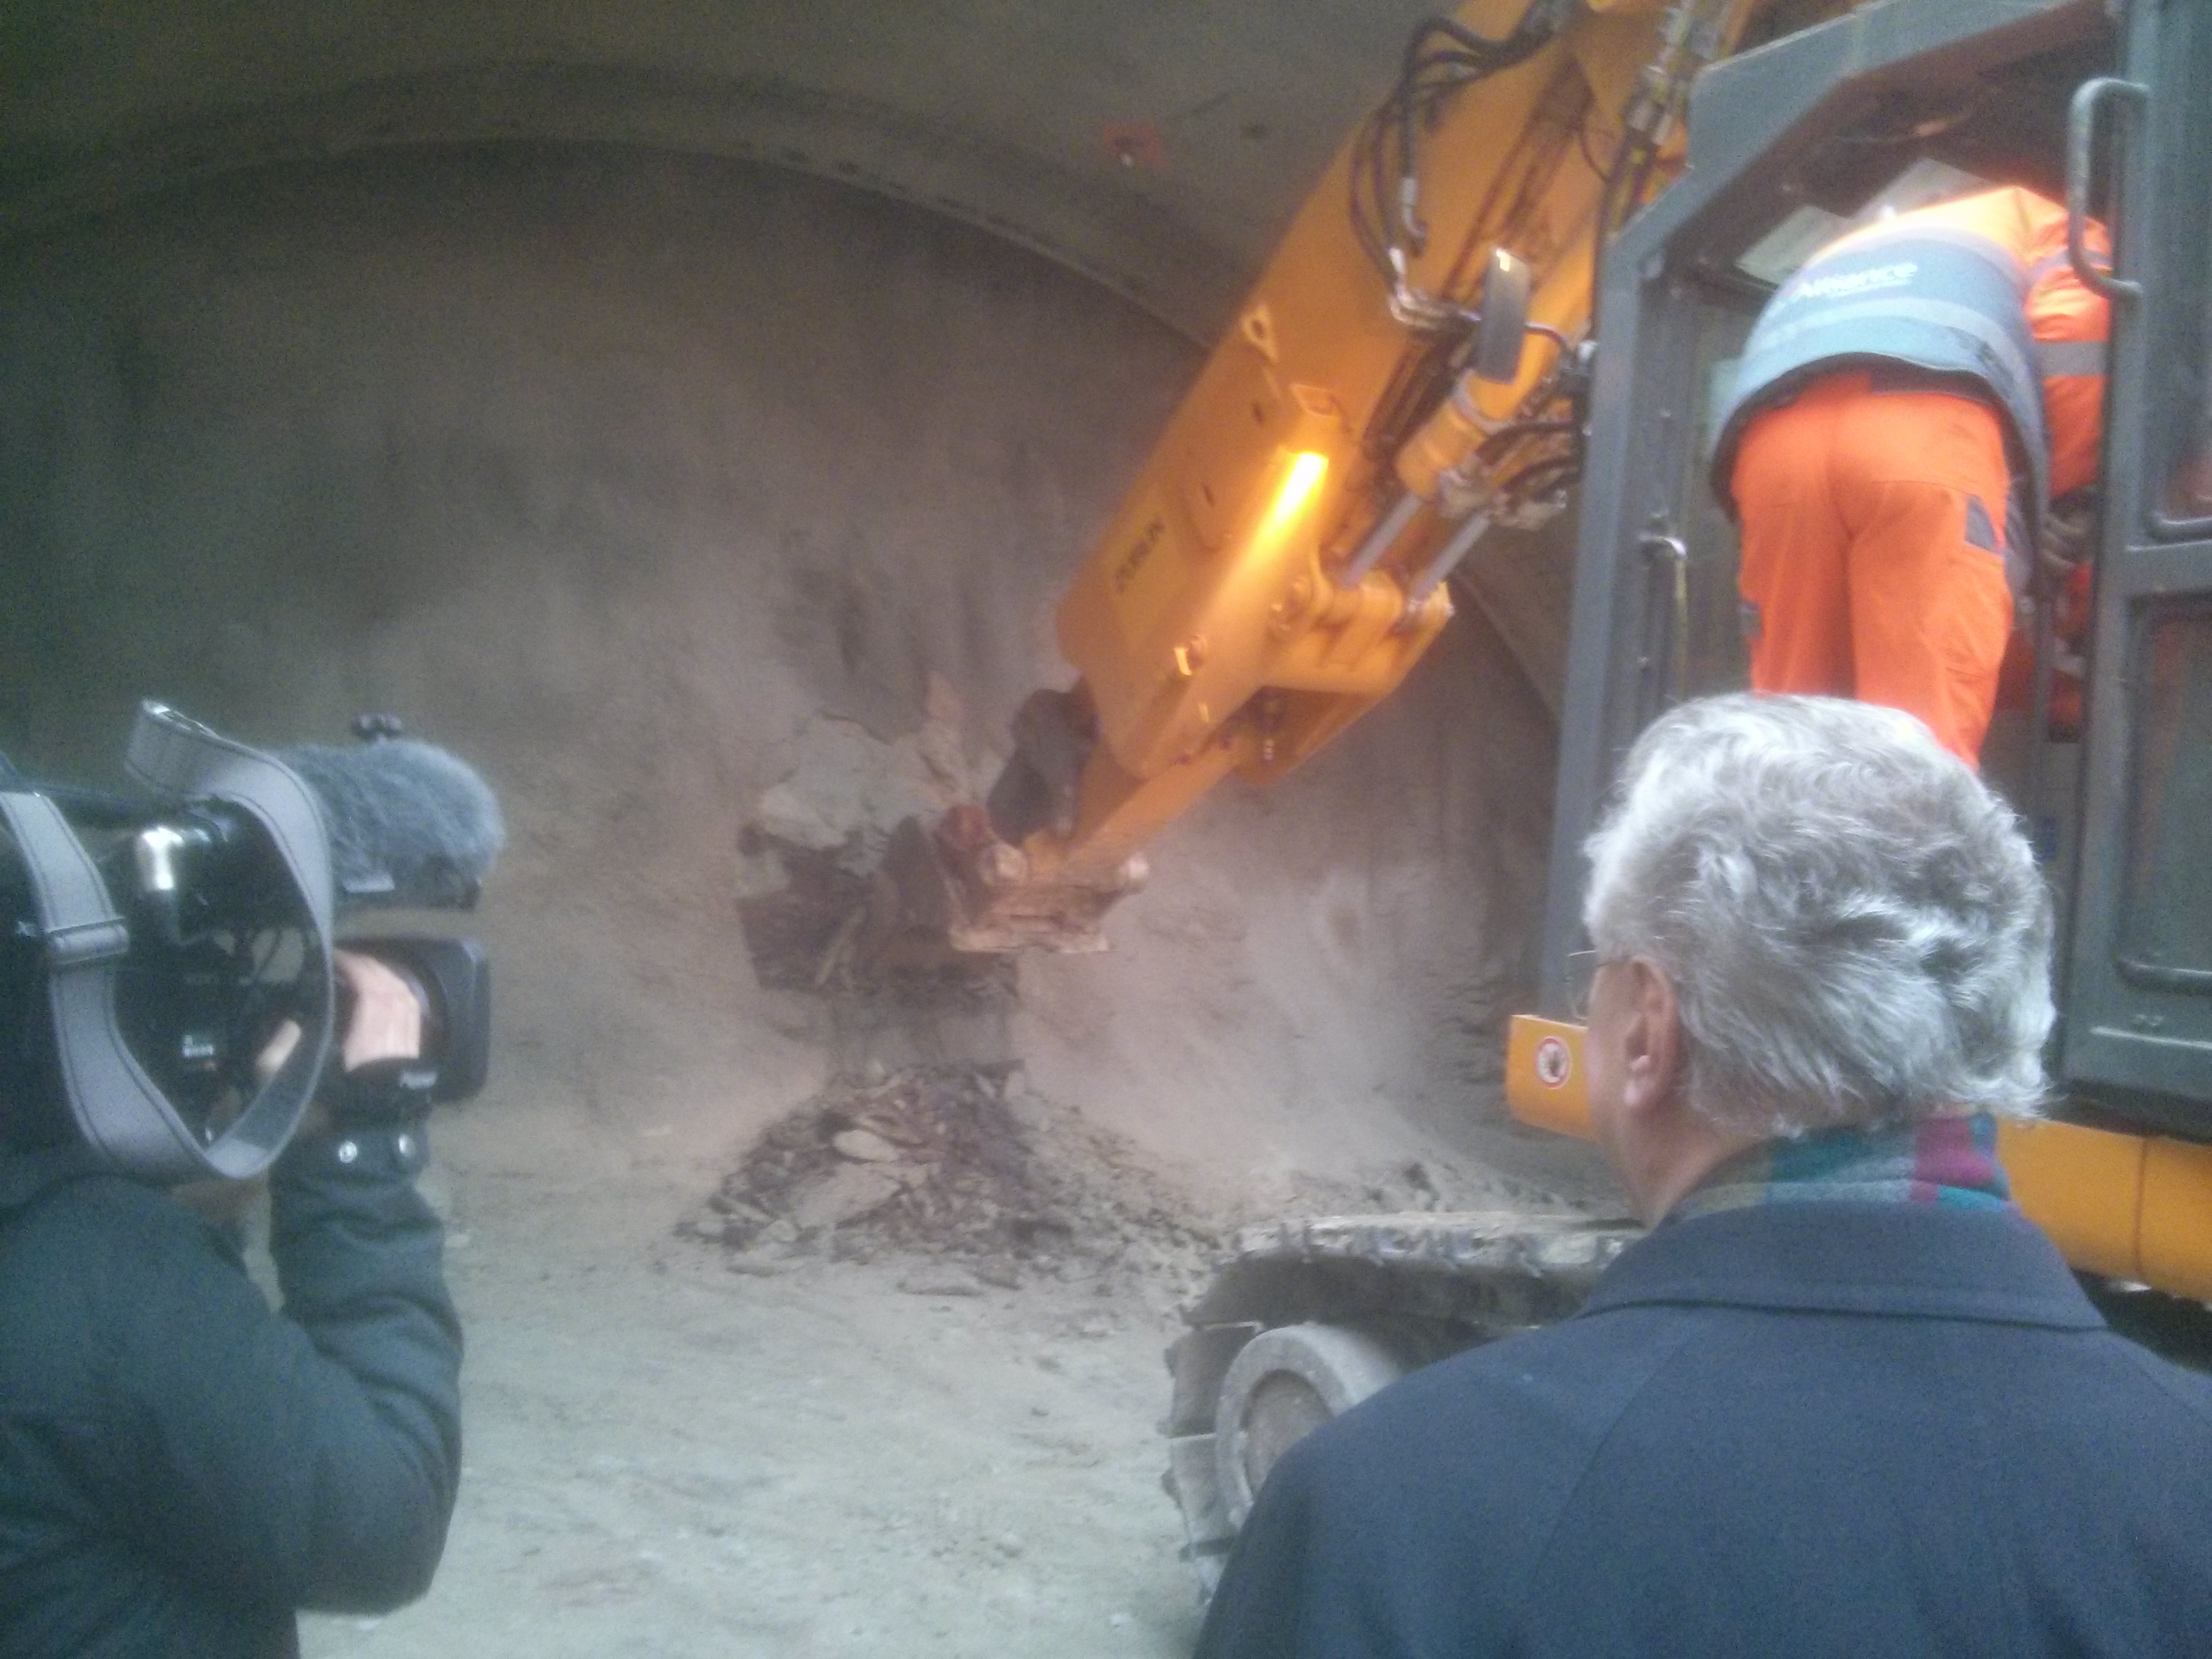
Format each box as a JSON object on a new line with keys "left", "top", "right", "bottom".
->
{"left": 1195, "top": 1439, "right": 1331, "bottom": 1659}
{"left": 96, "top": 1122, "right": 462, "bottom": 1615}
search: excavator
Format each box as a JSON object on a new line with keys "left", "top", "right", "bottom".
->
{"left": 864, "top": 0, "right": 2212, "bottom": 1585}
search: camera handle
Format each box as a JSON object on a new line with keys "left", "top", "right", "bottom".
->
{"left": 0, "top": 703, "right": 339, "bottom": 1182}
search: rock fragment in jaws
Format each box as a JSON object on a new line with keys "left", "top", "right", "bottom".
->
{"left": 832, "top": 1128, "right": 903, "bottom": 1164}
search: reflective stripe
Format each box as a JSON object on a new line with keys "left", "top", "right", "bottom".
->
{"left": 1717, "top": 224, "right": 2053, "bottom": 534}
{"left": 2036, "top": 338, "right": 2109, "bottom": 377}
{"left": 1744, "top": 292, "right": 2045, "bottom": 443}
{"left": 1822, "top": 222, "right": 2027, "bottom": 287}
{"left": 1964, "top": 495, "right": 1999, "bottom": 552}
{"left": 2027, "top": 247, "right": 2112, "bottom": 285}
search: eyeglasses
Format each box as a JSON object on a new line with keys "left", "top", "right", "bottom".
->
{"left": 1565, "top": 949, "right": 1620, "bottom": 1023}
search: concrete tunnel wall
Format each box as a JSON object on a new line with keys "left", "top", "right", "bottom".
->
{"left": 0, "top": 144, "right": 1573, "bottom": 1208}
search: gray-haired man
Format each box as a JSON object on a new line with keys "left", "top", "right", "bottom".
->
{"left": 1197, "top": 693, "right": 2212, "bottom": 1659}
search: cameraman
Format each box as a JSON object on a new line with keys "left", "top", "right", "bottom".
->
{"left": 0, "top": 947, "right": 463, "bottom": 1656}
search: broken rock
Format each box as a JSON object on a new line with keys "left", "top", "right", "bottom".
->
{"left": 680, "top": 1065, "right": 1221, "bottom": 1292}
{"left": 727, "top": 1250, "right": 802, "bottom": 1278}
{"left": 788, "top": 1164, "right": 907, "bottom": 1231}
{"left": 750, "top": 713, "right": 970, "bottom": 874}
{"left": 832, "top": 1128, "right": 903, "bottom": 1164}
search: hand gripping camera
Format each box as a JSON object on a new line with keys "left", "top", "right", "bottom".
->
{"left": 0, "top": 703, "right": 501, "bottom": 1182}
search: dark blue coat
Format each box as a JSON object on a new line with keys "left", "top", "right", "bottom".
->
{"left": 1197, "top": 1201, "right": 2212, "bottom": 1658}
{"left": 0, "top": 1125, "right": 462, "bottom": 1657}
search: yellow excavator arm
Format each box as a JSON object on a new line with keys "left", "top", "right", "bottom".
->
{"left": 874, "top": 0, "right": 1803, "bottom": 958}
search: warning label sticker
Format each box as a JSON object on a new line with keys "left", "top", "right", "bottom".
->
{"left": 1534, "top": 1034, "right": 1572, "bottom": 1088}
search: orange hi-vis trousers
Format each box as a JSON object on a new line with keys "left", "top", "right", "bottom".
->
{"left": 1732, "top": 369, "right": 2018, "bottom": 764}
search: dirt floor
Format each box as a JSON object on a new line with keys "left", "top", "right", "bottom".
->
{"left": 281, "top": 918, "right": 1578, "bottom": 1658}
{"left": 286, "top": 960, "right": 1587, "bottom": 1658}
{"left": 298, "top": 1097, "right": 1213, "bottom": 1658}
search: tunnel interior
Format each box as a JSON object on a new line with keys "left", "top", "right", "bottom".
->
{"left": 0, "top": 140, "right": 1576, "bottom": 1209}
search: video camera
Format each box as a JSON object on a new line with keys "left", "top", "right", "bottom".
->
{"left": 0, "top": 703, "right": 502, "bottom": 1182}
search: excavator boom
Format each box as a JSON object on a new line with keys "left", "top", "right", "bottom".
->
{"left": 873, "top": 0, "right": 1788, "bottom": 957}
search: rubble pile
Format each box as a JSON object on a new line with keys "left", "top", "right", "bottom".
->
{"left": 683, "top": 1065, "right": 1219, "bottom": 1291}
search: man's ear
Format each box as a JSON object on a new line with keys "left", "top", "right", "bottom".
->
{"left": 1617, "top": 958, "right": 1684, "bottom": 1120}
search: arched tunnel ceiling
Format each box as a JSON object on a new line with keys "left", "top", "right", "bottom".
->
{"left": 0, "top": 1, "right": 1447, "bottom": 342}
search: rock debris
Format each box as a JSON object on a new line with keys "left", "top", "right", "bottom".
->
{"left": 682, "top": 1066, "right": 1218, "bottom": 1293}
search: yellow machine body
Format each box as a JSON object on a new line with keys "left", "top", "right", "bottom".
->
{"left": 1139, "top": 3, "right": 2209, "bottom": 1572}
{"left": 1507, "top": 1015, "right": 2212, "bottom": 1305}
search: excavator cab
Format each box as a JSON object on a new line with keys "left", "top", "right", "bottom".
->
{"left": 1510, "top": 0, "right": 2212, "bottom": 1296}
{"left": 1543, "top": 0, "right": 2097, "bottom": 1000}
{"left": 1168, "top": 0, "right": 2212, "bottom": 1592}
{"left": 1530, "top": 0, "right": 2212, "bottom": 1143}
{"left": 2064, "top": 0, "right": 2212, "bottom": 1143}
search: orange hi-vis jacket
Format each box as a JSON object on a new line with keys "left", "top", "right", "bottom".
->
{"left": 1715, "top": 188, "right": 2111, "bottom": 764}
{"left": 1917, "top": 185, "right": 2111, "bottom": 497}
{"left": 1717, "top": 185, "right": 2112, "bottom": 527}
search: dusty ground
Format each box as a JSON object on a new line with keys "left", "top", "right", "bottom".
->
{"left": 297, "top": 1078, "right": 1214, "bottom": 1659}
{"left": 277, "top": 898, "right": 1586, "bottom": 1658}
{"left": 281, "top": 961, "right": 1594, "bottom": 1658}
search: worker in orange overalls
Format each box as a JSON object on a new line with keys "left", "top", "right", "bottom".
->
{"left": 1709, "top": 186, "right": 2110, "bottom": 763}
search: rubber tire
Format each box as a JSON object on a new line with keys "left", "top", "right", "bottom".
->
{"left": 1213, "top": 1322, "right": 1404, "bottom": 1529}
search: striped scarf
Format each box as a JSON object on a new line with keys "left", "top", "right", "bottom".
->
{"left": 1673, "top": 1113, "right": 2013, "bottom": 1222}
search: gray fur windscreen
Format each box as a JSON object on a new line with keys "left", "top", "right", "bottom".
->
{"left": 279, "top": 740, "right": 506, "bottom": 910}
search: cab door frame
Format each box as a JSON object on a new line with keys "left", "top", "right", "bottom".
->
{"left": 2060, "top": 0, "right": 2212, "bottom": 1137}
{"left": 1540, "top": 0, "right": 2108, "bottom": 1015}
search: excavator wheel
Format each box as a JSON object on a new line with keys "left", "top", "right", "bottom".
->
{"left": 1211, "top": 1322, "right": 1404, "bottom": 1530}
{"left": 1163, "top": 1212, "right": 1637, "bottom": 1595}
